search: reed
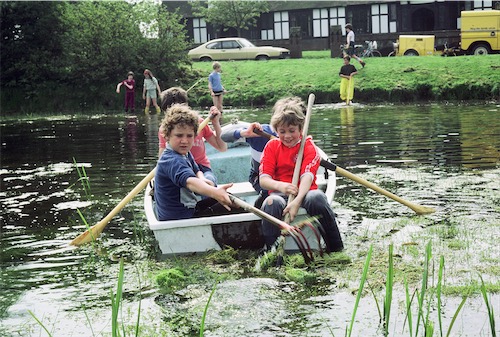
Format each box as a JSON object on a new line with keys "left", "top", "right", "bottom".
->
{"left": 445, "top": 297, "right": 467, "bottom": 337}
{"left": 415, "top": 241, "right": 432, "bottom": 336}
{"left": 479, "top": 274, "right": 497, "bottom": 337}
{"left": 403, "top": 276, "right": 416, "bottom": 336}
{"left": 383, "top": 244, "right": 394, "bottom": 336}
{"left": 111, "top": 258, "right": 125, "bottom": 337}
{"left": 72, "top": 157, "right": 91, "bottom": 198}
{"left": 200, "top": 283, "right": 217, "bottom": 337}
{"left": 28, "top": 310, "right": 53, "bottom": 337}
{"left": 346, "top": 244, "right": 373, "bottom": 337}
{"left": 436, "top": 256, "right": 444, "bottom": 337}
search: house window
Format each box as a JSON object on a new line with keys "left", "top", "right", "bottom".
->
{"left": 260, "top": 13, "right": 273, "bottom": 40}
{"left": 473, "top": 0, "right": 493, "bottom": 10}
{"left": 313, "top": 8, "right": 329, "bottom": 37}
{"left": 329, "top": 7, "right": 346, "bottom": 35}
{"left": 193, "top": 18, "right": 208, "bottom": 43}
{"left": 371, "top": 3, "right": 396, "bottom": 33}
{"left": 274, "top": 11, "right": 289, "bottom": 39}
{"left": 314, "top": 7, "right": 346, "bottom": 37}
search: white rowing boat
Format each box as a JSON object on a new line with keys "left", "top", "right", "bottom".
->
{"left": 144, "top": 122, "right": 336, "bottom": 256}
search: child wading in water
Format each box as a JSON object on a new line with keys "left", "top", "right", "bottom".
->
{"left": 116, "top": 71, "right": 135, "bottom": 113}
{"left": 339, "top": 56, "right": 358, "bottom": 105}
{"left": 142, "top": 69, "right": 161, "bottom": 114}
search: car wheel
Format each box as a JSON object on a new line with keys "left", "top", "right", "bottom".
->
{"left": 404, "top": 49, "right": 419, "bottom": 56}
{"left": 256, "top": 55, "right": 269, "bottom": 61}
{"left": 200, "top": 56, "right": 212, "bottom": 62}
{"left": 471, "top": 44, "right": 490, "bottom": 55}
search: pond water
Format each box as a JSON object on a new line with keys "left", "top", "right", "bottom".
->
{"left": 1, "top": 103, "right": 499, "bottom": 336}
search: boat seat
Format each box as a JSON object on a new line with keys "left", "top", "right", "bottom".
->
{"left": 227, "top": 182, "right": 257, "bottom": 197}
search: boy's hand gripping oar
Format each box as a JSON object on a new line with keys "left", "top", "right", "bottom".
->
{"left": 252, "top": 128, "right": 435, "bottom": 215}
{"left": 70, "top": 169, "right": 156, "bottom": 246}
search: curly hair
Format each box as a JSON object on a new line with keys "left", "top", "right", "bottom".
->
{"left": 161, "top": 104, "right": 199, "bottom": 138}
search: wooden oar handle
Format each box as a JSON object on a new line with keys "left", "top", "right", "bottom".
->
{"left": 197, "top": 113, "right": 215, "bottom": 133}
{"left": 320, "top": 159, "right": 435, "bottom": 215}
{"left": 229, "top": 195, "right": 292, "bottom": 231}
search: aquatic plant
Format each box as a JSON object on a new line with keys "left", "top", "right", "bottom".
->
{"left": 72, "top": 157, "right": 91, "bottom": 198}
{"left": 155, "top": 267, "right": 187, "bottom": 292}
{"left": 111, "top": 258, "right": 125, "bottom": 337}
{"left": 28, "top": 310, "right": 53, "bottom": 337}
{"left": 346, "top": 244, "right": 373, "bottom": 337}
{"left": 285, "top": 267, "right": 317, "bottom": 284}
{"left": 200, "top": 283, "right": 217, "bottom": 337}
{"left": 480, "top": 274, "right": 497, "bottom": 337}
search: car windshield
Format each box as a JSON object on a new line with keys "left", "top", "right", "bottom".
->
{"left": 238, "top": 38, "right": 255, "bottom": 48}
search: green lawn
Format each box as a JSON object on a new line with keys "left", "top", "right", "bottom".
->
{"left": 188, "top": 52, "right": 500, "bottom": 106}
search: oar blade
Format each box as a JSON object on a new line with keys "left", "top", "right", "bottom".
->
{"left": 413, "top": 205, "right": 436, "bottom": 215}
{"left": 69, "top": 221, "right": 105, "bottom": 246}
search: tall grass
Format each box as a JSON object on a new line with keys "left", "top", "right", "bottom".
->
{"left": 200, "top": 283, "right": 218, "bottom": 337}
{"left": 383, "top": 244, "right": 394, "bottom": 336}
{"left": 346, "top": 244, "right": 373, "bottom": 337}
{"left": 111, "top": 259, "right": 125, "bottom": 337}
{"left": 72, "top": 157, "right": 91, "bottom": 198}
{"left": 479, "top": 274, "right": 497, "bottom": 337}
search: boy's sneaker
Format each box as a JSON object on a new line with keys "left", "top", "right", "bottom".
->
{"left": 360, "top": 61, "right": 366, "bottom": 68}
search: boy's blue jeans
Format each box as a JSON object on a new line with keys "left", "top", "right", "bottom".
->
{"left": 260, "top": 190, "right": 344, "bottom": 252}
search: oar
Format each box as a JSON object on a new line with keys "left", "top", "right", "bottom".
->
{"left": 69, "top": 169, "right": 156, "bottom": 246}
{"left": 228, "top": 194, "right": 310, "bottom": 262}
{"left": 252, "top": 128, "right": 436, "bottom": 215}
{"left": 319, "top": 160, "right": 436, "bottom": 215}
{"left": 197, "top": 113, "right": 214, "bottom": 134}
{"left": 186, "top": 78, "right": 203, "bottom": 92}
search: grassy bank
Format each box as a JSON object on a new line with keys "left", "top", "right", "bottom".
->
{"left": 188, "top": 51, "right": 500, "bottom": 107}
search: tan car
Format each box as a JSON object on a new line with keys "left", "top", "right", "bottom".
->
{"left": 188, "top": 37, "right": 290, "bottom": 61}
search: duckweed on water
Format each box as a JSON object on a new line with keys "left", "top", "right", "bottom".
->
{"left": 155, "top": 268, "right": 187, "bottom": 292}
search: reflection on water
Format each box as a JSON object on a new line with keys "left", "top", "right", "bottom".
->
{"left": 1, "top": 104, "right": 499, "bottom": 336}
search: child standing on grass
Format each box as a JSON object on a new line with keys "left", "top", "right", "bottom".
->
{"left": 259, "top": 97, "right": 344, "bottom": 252}
{"left": 339, "top": 56, "right": 358, "bottom": 105}
{"left": 208, "top": 62, "right": 226, "bottom": 113}
{"left": 344, "top": 23, "right": 366, "bottom": 68}
{"left": 154, "top": 104, "right": 233, "bottom": 221}
{"left": 116, "top": 71, "right": 135, "bottom": 113}
{"left": 142, "top": 69, "right": 161, "bottom": 114}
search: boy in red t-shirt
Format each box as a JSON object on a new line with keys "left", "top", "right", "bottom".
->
{"left": 259, "top": 97, "right": 344, "bottom": 252}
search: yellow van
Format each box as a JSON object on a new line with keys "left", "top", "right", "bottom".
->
{"left": 460, "top": 10, "right": 500, "bottom": 55}
{"left": 395, "top": 35, "right": 436, "bottom": 56}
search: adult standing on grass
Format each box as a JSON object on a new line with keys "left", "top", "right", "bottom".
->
{"left": 344, "top": 23, "right": 366, "bottom": 68}
{"left": 339, "top": 55, "right": 358, "bottom": 105}
{"left": 208, "top": 62, "right": 226, "bottom": 113}
{"left": 142, "top": 69, "right": 161, "bottom": 114}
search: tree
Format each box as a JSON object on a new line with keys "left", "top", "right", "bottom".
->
{"left": 191, "top": 0, "right": 268, "bottom": 37}
{"left": 1, "top": 2, "right": 65, "bottom": 91}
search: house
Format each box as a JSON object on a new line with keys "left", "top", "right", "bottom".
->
{"left": 163, "top": 0, "right": 499, "bottom": 56}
